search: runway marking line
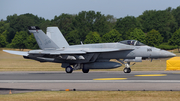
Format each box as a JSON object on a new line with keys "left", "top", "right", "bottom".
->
{"left": 172, "top": 73, "right": 180, "bottom": 74}
{"left": 135, "top": 74, "right": 167, "bottom": 77}
{"left": 93, "top": 78, "right": 127, "bottom": 80}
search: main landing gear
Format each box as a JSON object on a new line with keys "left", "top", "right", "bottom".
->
{"left": 65, "top": 66, "right": 73, "bottom": 73}
{"left": 65, "top": 64, "right": 89, "bottom": 73}
{"left": 116, "top": 59, "right": 135, "bottom": 73}
{"left": 82, "top": 67, "right": 89, "bottom": 73}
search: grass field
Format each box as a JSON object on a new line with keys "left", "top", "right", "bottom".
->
{"left": 1, "top": 48, "right": 180, "bottom": 71}
{"left": 1, "top": 91, "right": 180, "bottom": 101}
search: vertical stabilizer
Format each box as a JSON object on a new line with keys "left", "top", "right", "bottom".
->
{"left": 28, "top": 26, "right": 59, "bottom": 50}
{"left": 47, "top": 27, "right": 69, "bottom": 48}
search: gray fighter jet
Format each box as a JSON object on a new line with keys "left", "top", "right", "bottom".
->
{"left": 3, "top": 26, "right": 176, "bottom": 73}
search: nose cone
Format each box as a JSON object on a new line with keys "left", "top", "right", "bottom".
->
{"left": 160, "top": 50, "right": 176, "bottom": 58}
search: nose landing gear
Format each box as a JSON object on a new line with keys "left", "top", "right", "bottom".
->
{"left": 116, "top": 59, "right": 135, "bottom": 73}
{"left": 123, "top": 62, "right": 131, "bottom": 73}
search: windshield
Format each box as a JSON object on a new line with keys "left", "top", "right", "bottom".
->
{"left": 118, "top": 40, "right": 146, "bottom": 46}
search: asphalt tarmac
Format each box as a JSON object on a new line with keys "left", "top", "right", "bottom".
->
{"left": 0, "top": 71, "right": 180, "bottom": 94}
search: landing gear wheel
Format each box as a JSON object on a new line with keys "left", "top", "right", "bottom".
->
{"left": 82, "top": 68, "right": 89, "bottom": 73}
{"left": 123, "top": 68, "right": 131, "bottom": 73}
{"left": 66, "top": 66, "right": 73, "bottom": 73}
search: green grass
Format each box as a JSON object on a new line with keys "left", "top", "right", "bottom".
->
{"left": 0, "top": 48, "right": 179, "bottom": 71}
{"left": 1, "top": 91, "right": 180, "bottom": 101}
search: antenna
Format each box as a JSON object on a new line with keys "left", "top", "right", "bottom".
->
{"left": 81, "top": 41, "right": 83, "bottom": 45}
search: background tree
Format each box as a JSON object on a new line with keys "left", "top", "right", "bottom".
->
{"left": 74, "top": 11, "right": 112, "bottom": 41}
{"left": 0, "top": 21, "right": 10, "bottom": 43}
{"left": 84, "top": 31, "right": 101, "bottom": 44}
{"left": 1, "top": 30, "right": 9, "bottom": 43}
{"left": 139, "top": 10, "right": 178, "bottom": 42}
{"left": 10, "top": 31, "right": 28, "bottom": 50}
{"left": 0, "top": 21, "right": 9, "bottom": 34}
{"left": 92, "top": 12, "right": 112, "bottom": 36}
{"left": 168, "top": 28, "right": 180, "bottom": 46}
{"left": 1, "top": 8, "right": 180, "bottom": 49}
{"left": 172, "top": 6, "right": 180, "bottom": 29}
{"left": 66, "top": 30, "right": 80, "bottom": 45}
{"left": 129, "top": 28, "right": 146, "bottom": 43}
{"left": 146, "top": 29, "right": 163, "bottom": 46}
{"left": 51, "top": 13, "right": 75, "bottom": 36}
{"left": 25, "top": 33, "right": 39, "bottom": 49}
{"left": 0, "top": 34, "right": 7, "bottom": 47}
{"left": 102, "top": 29, "right": 122, "bottom": 42}
{"left": 6, "top": 13, "right": 45, "bottom": 43}
{"left": 114, "top": 16, "right": 142, "bottom": 40}
{"left": 38, "top": 20, "right": 52, "bottom": 32}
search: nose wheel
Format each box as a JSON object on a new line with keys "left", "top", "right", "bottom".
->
{"left": 123, "top": 62, "right": 131, "bottom": 73}
{"left": 116, "top": 59, "right": 134, "bottom": 73}
{"left": 123, "top": 67, "right": 131, "bottom": 73}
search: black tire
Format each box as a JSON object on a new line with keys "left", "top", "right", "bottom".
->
{"left": 82, "top": 67, "right": 89, "bottom": 73}
{"left": 65, "top": 66, "right": 73, "bottom": 73}
{"left": 123, "top": 68, "right": 128, "bottom": 73}
{"left": 128, "top": 68, "right": 131, "bottom": 73}
{"left": 123, "top": 68, "right": 131, "bottom": 73}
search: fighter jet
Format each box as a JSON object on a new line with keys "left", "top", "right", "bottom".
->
{"left": 3, "top": 26, "right": 176, "bottom": 73}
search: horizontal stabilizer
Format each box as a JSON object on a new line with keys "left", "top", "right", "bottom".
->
{"left": 3, "top": 50, "right": 29, "bottom": 56}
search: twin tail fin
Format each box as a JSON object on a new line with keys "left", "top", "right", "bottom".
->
{"left": 28, "top": 26, "right": 59, "bottom": 50}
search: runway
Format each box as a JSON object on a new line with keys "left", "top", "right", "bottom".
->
{"left": 0, "top": 71, "right": 180, "bottom": 94}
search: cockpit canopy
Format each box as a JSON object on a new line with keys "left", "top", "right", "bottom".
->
{"left": 118, "top": 40, "right": 146, "bottom": 46}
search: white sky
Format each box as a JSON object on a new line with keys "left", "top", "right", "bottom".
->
{"left": 1, "top": 0, "right": 180, "bottom": 20}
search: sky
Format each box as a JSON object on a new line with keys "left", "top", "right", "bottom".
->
{"left": 1, "top": 0, "right": 180, "bottom": 20}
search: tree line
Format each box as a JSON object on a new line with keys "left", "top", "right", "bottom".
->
{"left": 0, "top": 6, "right": 180, "bottom": 50}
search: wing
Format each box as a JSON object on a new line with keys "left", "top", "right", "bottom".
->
{"left": 28, "top": 50, "right": 86, "bottom": 55}
{"left": 3, "top": 48, "right": 133, "bottom": 56}
{"left": 3, "top": 50, "right": 29, "bottom": 56}
{"left": 28, "top": 48, "right": 133, "bottom": 55}
{"left": 83, "top": 48, "right": 133, "bottom": 53}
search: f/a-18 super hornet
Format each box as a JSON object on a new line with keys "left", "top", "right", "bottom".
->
{"left": 3, "top": 26, "right": 176, "bottom": 73}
